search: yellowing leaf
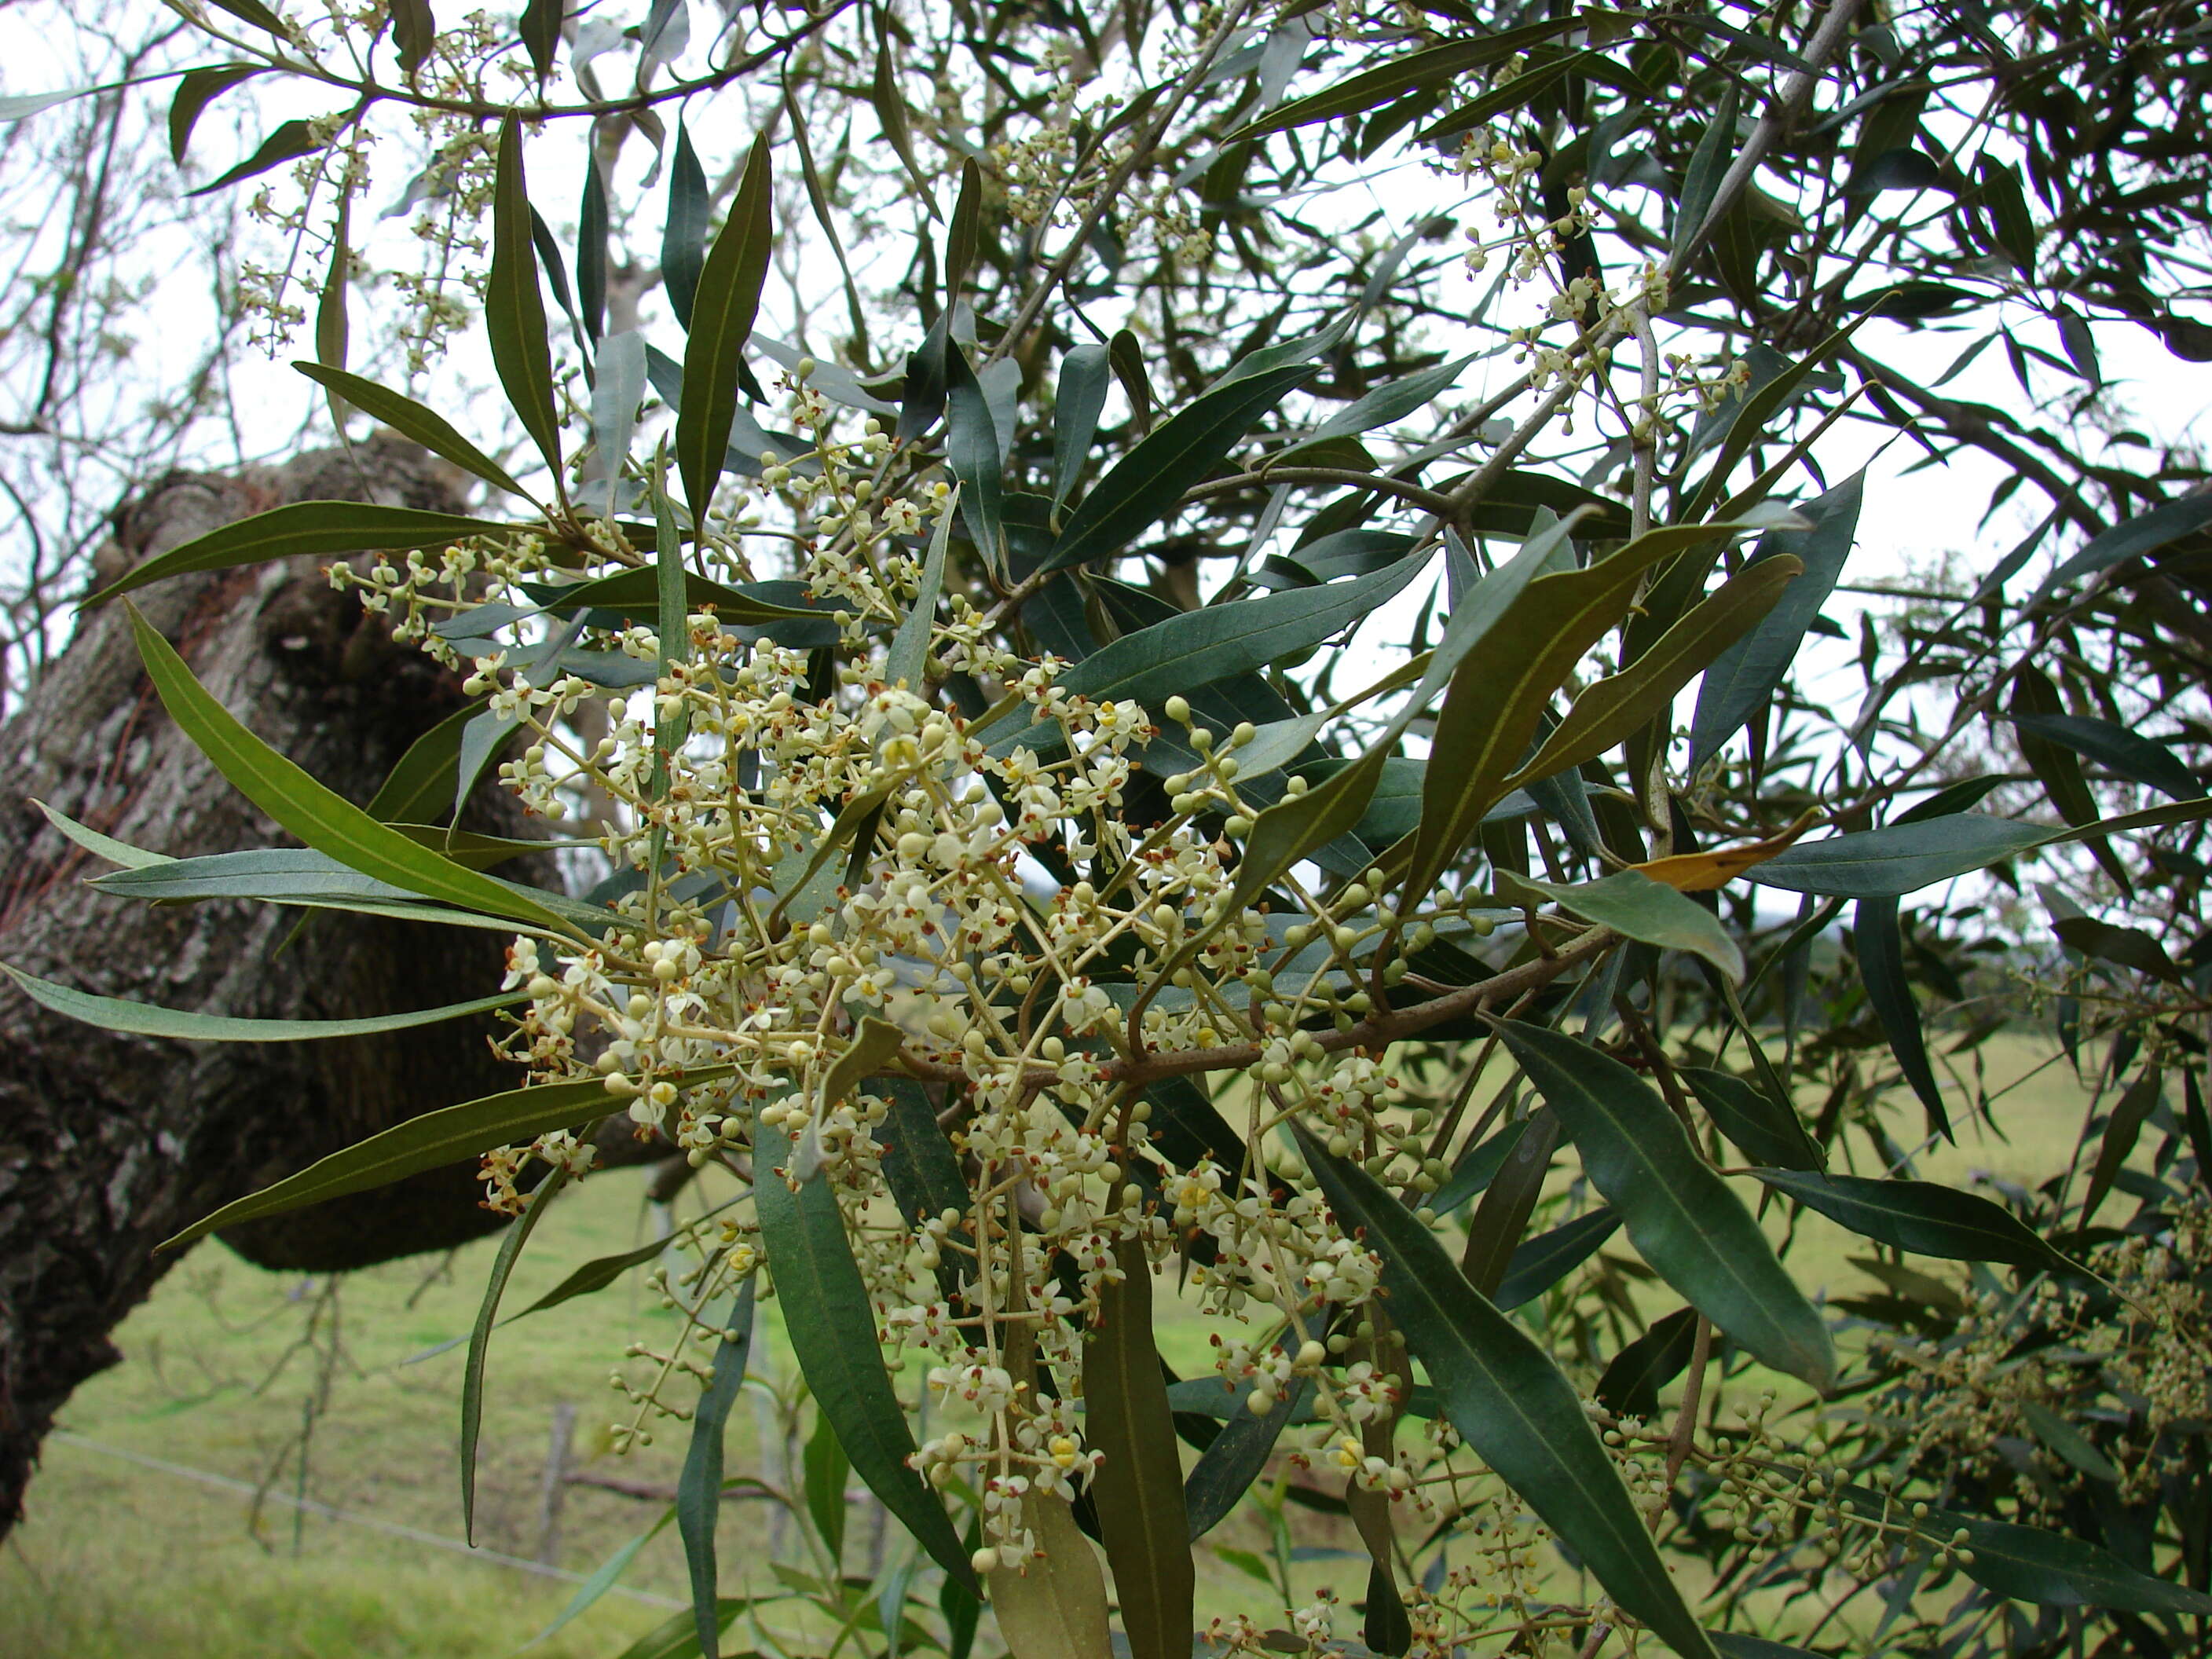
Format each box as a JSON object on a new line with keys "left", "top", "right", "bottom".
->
{"left": 1632, "top": 811, "right": 1820, "bottom": 892}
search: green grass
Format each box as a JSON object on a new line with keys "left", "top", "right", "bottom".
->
{"left": 0, "top": 1033, "right": 2112, "bottom": 1657}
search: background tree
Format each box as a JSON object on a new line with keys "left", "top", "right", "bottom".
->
{"left": 2, "top": 1, "right": 2211, "bottom": 1655}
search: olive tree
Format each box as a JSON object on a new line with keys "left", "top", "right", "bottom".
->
{"left": 5, "top": 1, "right": 2212, "bottom": 1655}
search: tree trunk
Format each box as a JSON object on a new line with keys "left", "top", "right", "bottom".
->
{"left": 0, "top": 436, "right": 558, "bottom": 1536}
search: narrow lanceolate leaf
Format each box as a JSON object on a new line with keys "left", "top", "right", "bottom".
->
{"left": 1495, "top": 1021, "right": 1835, "bottom": 1392}
{"left": 527, "top": 566, "right": 819, "bottom": 626}
{"left": 793, "top": 1015, "right": 909, "bottom": 1182}
{"left": 1855, "top": 896, "right": 1950, "bottom": 1140}
{"left": 886, "top": 493, "right": 954, "bottom": 690}
{"left": 752, "top": 1114, "right": 978, "bottom": 1595}
{"left": 489, "top": 118, "right": 562, "bottom": 484}
{"left": 1500, "top": 869, "right": 1745, "bottom": 983}
{"left": 2081, "top": 1067, "right": 2163, "bottom": 1226}
{"left": 1230, "top": 17, "right": 1589, "bottom": 138}
{"left": 677, "top": 134, "right": 772, "bottom": 526}
{"left": 1494, "top": 1208, "right": 1623, "bottom": 1311}
{"left": 677, "top": 1274, "right": 759, "bottom": 1659}
{"left": 1042, "top": 364, "right": 1312, "bottom": 572}
{"left": 1051, "top": 343, "right": 1112, "bottom": 516}
{"left": 1292, "top": 1127, "right": 1720, "bottom": 1659}
{"left": 84, "top": 502, "right": 505, "bottom": 606}
{"left": 662, "top": 123, "right": 710, "bottom": 330}
{"left": 1023, "top": 553, "right": 1423, "bottom": 736}
{"left": 1082, "top": 1239, "right": 1193, "bottom": 1659}
{"left": 390, "top": 0, "right": 436, "bottom": 76}
{"left": 1516, "top": 553, "right": 1803, "bottom": 789}
{"left": 1746, "top": 813, "right": 2052, "bottom": 898}
{"left": 126, "top": 604, "right": 580, "bottom": 937}
{"left": 1690, "top": 474, "right": 1863, "bottom": 767}
{"left": 1594, "top": 1306, "right": 1700, "bottom": 1421}
{"left": 292, "top": 364, "right": 533, "bottom": 500}
{"left": 944, "top": 343, "right": 1005, "bottom": 573}
{"left": 30, "top": 800, "right": 170, "bottom": 870}
{"left": 987, "top": 1485, "right": 1113, "bottom": 1659}
{"left": 1752, "top": 1170, "right": 2080, "bottom": 1273}
{"left": 1185, "top": 1375, "right": 1310, "bottom": 1541}
{"left": 169, "top": 64, "right": 264, "bottom": 162}
{"left": 2010, "top": 712, "right": 2199, "bottom": 802}
{"left": 1681, "top": 1068, "right": 1822, "bottom": 1172}
{"left": 1431, "top": 1119, "right": 1529, "bottom": 1215}
{"left": 188, "top": 118, "right": 324, "bottom": 196}
{"left": 159, "top": 1071, "right": 706, "bottom": 1251}
{"left": 1, "top": 965, "right": 520, "bottom": 1043}
{"left": 1405, "top": 525, "right": 1729, "bottom": 906}
{"left": 1833, "top": 1487, "right": 2212, "bottom": 1613}
{"left": 463, "top": 1166, "right": 568, "bottom": 1541}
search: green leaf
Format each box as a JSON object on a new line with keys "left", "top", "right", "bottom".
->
{"left": 124, "top": 605, "right": 582, "bottom": 937}
{"left": 2037, "top": 491, "right": 2212, "bottom": 599}
{"left": 2010, "top": 668, "right": 2128, "bottom": 891}
{"left": 1404, "top": 524, "right": 1731, "bottom": 905}
{"left": 524, "top": 1510, "right": 679, "bottom": 1648}
{"left": 2053, "top": 917, "right": 2185, "bottom": 984}
{"left": 800, "top": 1409, "right": 850, "bottom": 1568}
{"left": 2019, "top": 1399, "right": 2120, "bottom": 1483}
{"left": 1751, "top": 1170, "right": 2080, "bottom": 1273}
{"left": 1494, "top": 1020, "right": 1834, "bottom": 1390}
{"left": 886, "top": 496, "right": 954, "bottom": 692}
{"left": 31, "top": 799, "right": 170, "bottom": 870}
{"left": 1184, "top": 1373, "right": 1311, "bottom": 1540}
{"left": 1500, "top": 869, "right": 1745, "bottom": 983}
{"left": 679, "top": 1274, "right": 760, "bottom": 1658}
{"left": 391, "top": 0, "right": 436, "bottom": 76}
{"left": 794, "top": 1016, "right": 908, "bottom": 1182}
{"left": 609, "top": 1600, "right": 760, "bottom": 1659}
{"left": 2080, "top": 1067, "right": 2163, "bottom": 1225}
{"left": 489, "top": 118, "right": 562, "bottom": 484}
{"left": 160, "top": 1070, "right": 708, "bottom": 1251}
{"left": 516, "top": 0, "right": 559, "bottom": 79}
{"left": 1746, "top": 814, "right": 2052, "bottom": 898}
{"left": 1834, "top": 1487, "right": 2212, "bottom": 1613}
{"left": 1683, "top": 317, "right": 1877, "bottom": 524}
{"left": 944, "top": 158, "right": 982, "bottom": 296}
{"left": 1082, "top": 1239, "right": 1193, "bottom": 1659}
{"left": 463, "top": 1166, "right": 567, "bottom": 1540}
{"left": 1671, "top": 80, "right": 1741, "bottom": 264}
{"left": 83, "top": 500, "right": 505, "bottom": 607}
{"left": 1493, "top": 1207, "right": 1621, "bottom": 1311}
{"left": 291, "top": 364, "right": 533, "bottom": 500}
{"left": 1855, "top": 896, "right": 1950, "bottom": 1140}
{"left": 1280, "top": 353, "right": 1477, "bottom": 456}
{"left": 751, "top": 1112, "right": 978, "bottom": 1595}
{"left": 1011, "top": 555, "right": 1423, "bottom": 745}
{"left": 1042, "top": 364, "right": 1312, "bottom": 572}
{"left": 1051, "top": 344, "right": 1112, "bottom": 516}
{"left": 677, "top": 135, "right": 772, "bottom": 525}
{"left": 2011, "top": 712, "right": 2199, "bottom": 803}
{"left": 1, "top": 964, "right": 519, "bottom": 1043}
{"left": 945, "top": 342, "right": 1005, "bottom": 572}
{"left": 1593, "top": 1307, "right": 1699, "bottom": 1421}
{"left": 90, "top": 845, "right": 592, "bottom": 930}
{"left": 870, "top": 31, "right": 932, "bottom": 207}
{"left": 1108, "top": 328, "right": 1152, "bottom": 435}
{"left": 662, "top": 124, "right": 710, "bottom": 331}
{"left": 1518, "top": 552, "right": 1802, "bottom": 788}
{"left": 1291, "top": 1126, "right": 1719, "bottom": 1659}
{"left": 1680, "top": 1068, "right": 1822, "bottom": 1172}
{"left": 1430, "top": 1119, "right": 1528, "bottom": 1215}
{"left": 1234, "top": 17, "right": 1592, "bottom": 139}
{"left": 365, "top": 698, "right": 486, "bottom": 824}
{"left": 526, "top": 566, "right": 821, "bottom": 628}
{"left": 168, "top": 64, "right": 264, "bottom": 162}
{"left": 1689, "top": 474, "right": 1863, "bottom": 766}
{"left": 1414, "top": 49, "right": 1588, "bottom": 143}
{"left": 205, "top": 0, "right": 294, "bottom": 37}
{"left": 1976, "top": 155, "right": 2038, "bottom": 273}
{"left": 0, "top": 86, "right": 97, "bottom": 121}
{"left": 507, "top": 1234, "right": 676, "bottom": 1321}
{"left": 187, "top": 117, "right": 323, "bottom": 197}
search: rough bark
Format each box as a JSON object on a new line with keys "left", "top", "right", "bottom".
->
{"left": 0, "top": 436, "right": 558, "bottom": 1535}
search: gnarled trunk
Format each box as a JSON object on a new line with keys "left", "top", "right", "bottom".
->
{"left": 0, "top": 438, "right": 555, "bottom": 1534}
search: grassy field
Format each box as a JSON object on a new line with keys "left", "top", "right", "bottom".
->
{"left": 0, "top": 1031, "right": 2115, "bottom": 1657}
